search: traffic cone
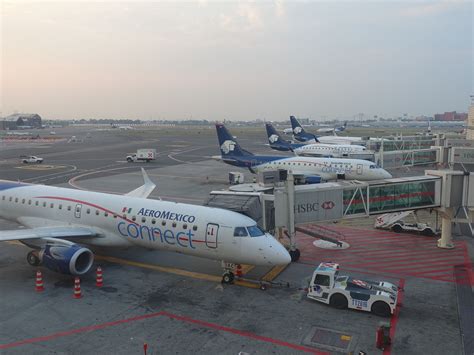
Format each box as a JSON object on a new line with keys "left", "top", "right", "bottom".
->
{"left": 35, "top": 270, "right": 44, "bottom": 292}
{"left": 73, "top": 277, "right": 82, "bottom": 299}
{"left": 96, "top": 266, "right": 103, "bottom": 287}
{"left": 235, "top": 264, "right": 243, "bottom": 278}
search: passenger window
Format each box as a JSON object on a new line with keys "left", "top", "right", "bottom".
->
{"left": 183, "top": 224, "right": 187, "bottom": 229}
{"left": 314, "top": 274, "right": 330, "bottom": 286}
{"left": 162, "top": 221, "right": 166, "bottom": 226}
{"left": 22, "top": 199, "right": 25, "bottom": 204}
{"left": 104, "top": 212, "right": 108, "bottom": 217}
{"left": 1, "top": 196, "right": 4, "bottom": 201}
{"left": 233, "top": 227, "right": 248, "bottom": 237}
{"left": 141, "top": 217, "right": 146, "bottom": 223}
{"left": 43, "top": 202, "right": 46, "bottom": 207}
{"left": 132, "top": 216, "right": 136, "bottom": 221}
{"left": 59, "top": 204, "right": 62, "bottom": 209}
{"left": 28, "top": 200, "right": 31, "bottom": 205}
{"left": 151, "top": 219, "right": 156, "bottom": 224}
{"left": 95, "top": 210, "right": 99, "bottom": 215}
{"left": 67, "top": 206, "right": 71, "bottom": 211}
{"left": 172, "top": 222, "right": 177, "bottom": 228}
{"left": 9, "top": 197, "right": 12, "bottom": 202}
{"left": 192, "top": 225, "right": 198, "bottom": 231}
{"left": 15, "top": 198, "right": 18, "bottom": 203}
{"left": 35, "top": 201, "right": 39, "bottom": 206}
{"left": 86, "top": 209, "right": 91, "bottom": 214}
{"left": 50, "top": 203, "right": 54, "bottom": 208}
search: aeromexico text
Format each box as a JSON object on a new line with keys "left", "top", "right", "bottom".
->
{"left": 137, "top": 208, "right": 196, "bottom": 223}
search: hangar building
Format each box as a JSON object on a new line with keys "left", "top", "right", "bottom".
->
{"left": 0, "top": 113, "right": 42, "bottom": 130}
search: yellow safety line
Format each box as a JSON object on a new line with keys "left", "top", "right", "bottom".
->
{"left": 95, "top": 255, "right": 222, "bottom": 283}
{"left": 234, "top": 279, "right": 261, "bottom": 289}
{"left": 260, "top": 264, "right": 290, "bottom": 282}
{"left": 241, "top": 264, "right": 255, "bottom": 274}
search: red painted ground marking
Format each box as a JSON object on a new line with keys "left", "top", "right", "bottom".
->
{"left": 0, "top": 311, "right": 166, "bottom": 350}
{"left": 461, "top": 241, "right": 474, "bottom": 286}
{"left": 0, "top": 311, "right": 327, "bottom": 354}
{"left": 297, "top": 225, "right": 470, "bottom": 283}
{"left": 160, "top": 311, "right": 327, "bottom": 354}
{"left": 383, "top": 279, "right": 405, "bottom": 355}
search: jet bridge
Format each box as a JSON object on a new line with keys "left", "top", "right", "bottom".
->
{"left": 209, "top": 169, "right": 473, "bottom": 261}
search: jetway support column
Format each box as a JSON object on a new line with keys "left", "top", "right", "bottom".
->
{"left": 437, "top": 208, "right": 455, "bottom": 249}
{"left": 286, "top": 173, "right": 300, "bottom": 261}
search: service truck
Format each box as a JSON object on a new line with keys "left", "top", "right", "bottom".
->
{"left": 126, "top": 149, "right": 156, "bottom": 163}
{"left": 374, "top": 211, "right": 438, "bottom": 236}
{"left": 20, "top": 155, "right": 44, "bottom": 164}
{"left": 307, "top": 262, "right": 399, "bottom": 317}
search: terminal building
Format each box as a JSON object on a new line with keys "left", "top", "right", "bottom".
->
{"left": 0, "top": 113, "right": 42, "bottom": 130}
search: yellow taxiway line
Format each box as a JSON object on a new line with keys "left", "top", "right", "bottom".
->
{"left": 261, "top": 264, "right": 290, "bottom": 282}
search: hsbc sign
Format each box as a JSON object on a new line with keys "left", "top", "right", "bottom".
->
{"left": 292, "top": 189, "right": 343, "bottom": 224}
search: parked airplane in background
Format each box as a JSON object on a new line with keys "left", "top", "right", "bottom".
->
{"left": 290, "top": 116, "right": 369, "bottom": 145}
{"left": 265, "top": 123, "right": 369, "bottom": 158}
{"left": 317, "top": 122, "right": 347, "bottom": 133}
{"left": 0, "top": 170, "right": 290, "bottom": 283}
{"left": 215, "top": 123, "right": 391, "bottom": 181}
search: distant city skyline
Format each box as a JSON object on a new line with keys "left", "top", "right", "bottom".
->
{"left": 1, "top": 1, "right": 472, "bottom": 120}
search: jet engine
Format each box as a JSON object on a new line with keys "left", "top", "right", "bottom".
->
{"left": 39, "top": 244, "right": 94, "bottom": 275}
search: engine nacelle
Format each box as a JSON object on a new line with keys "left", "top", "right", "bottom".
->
{"left": 40, "top": 244, "right": 94, "bottom": 275}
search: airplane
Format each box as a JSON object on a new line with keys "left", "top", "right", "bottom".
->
{"left": 265, "top": 123, "right": 369, "bottom": 158}
{"left": 289, "top": 116, "right": 382, "bottom": 145}
{"left": 0, "top": 170, "right": 290, "bottom": 283}
{"left": 215, "top": 123, "right": 392, "bottom": 182}
{"left": 316, "top": 122, "right": 347, "bottom": 133}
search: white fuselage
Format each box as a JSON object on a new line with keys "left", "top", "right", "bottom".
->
{"left": 0, "top": 182, "right": 290, "bottom": 266}
{"left": 254, "top": 157, "right": 391, "bottom": 181}
{"left": 293, "top": 143, "right": 368, "bottom": 158}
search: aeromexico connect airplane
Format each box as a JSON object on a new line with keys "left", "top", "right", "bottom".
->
{"left": 265, "top": 123, "right": 368, "bottom": 158}
{"left": 290, "top": 116, "right": 365, "bottom": 145}
{"left": 0, "top": 170, "right": 290, "bottom": 283}
{"left": 215, "top": 123, "right": 392, "bottom": 181}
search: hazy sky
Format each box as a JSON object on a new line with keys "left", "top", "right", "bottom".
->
{"left": 1, "top": 1, "right": 472, "bottom": 120}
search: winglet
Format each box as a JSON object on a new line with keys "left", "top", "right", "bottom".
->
{"left": 125, "top": 168, "right": 157, "bottom": 199}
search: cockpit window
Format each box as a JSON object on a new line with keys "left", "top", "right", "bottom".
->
{"left": 369, "top": 164, "right": 377, "bottom": 169}
{"left": 233, "top": 227, "right": 248, "bottom": 237}
{"left": 247, "top": 225, "right": 265, "bottom": 237}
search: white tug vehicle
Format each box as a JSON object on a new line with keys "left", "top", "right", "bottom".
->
{"left": 374, "top": 211, "right": 438, "bottom": 236}
{"left": 307, "top": 262, "right": 399, "bottom": 317}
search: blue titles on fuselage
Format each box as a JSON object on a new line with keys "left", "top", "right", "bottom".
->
{"left": 137, "top": 208, "right": 196, "bottom": 223}
{"left": 321, "top": 166, "right": 353, "bottom": 174}
{"left": 117, "top": 222, "right": 196, "bottom": 249}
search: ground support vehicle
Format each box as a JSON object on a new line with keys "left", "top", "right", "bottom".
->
{"left": 375, "top": 211, "right": 438, "bottom": 236}
{"left": 126, "top": 149, "right": 156, "bottom": 163}
{"left": 20, "top": 156, "right": 43, "bottom": 164}
{"left": 307, "top": 262, "right": 399, "bottom": 317}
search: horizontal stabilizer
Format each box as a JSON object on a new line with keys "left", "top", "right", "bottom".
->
{"left": 125, "top": 168, "right": 156, "bottom": 199}
{"left": 0, "top": 226, "right": 98, "bottom": 242}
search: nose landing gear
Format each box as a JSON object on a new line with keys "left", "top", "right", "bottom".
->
{"left": 221, "top": 261, "right": 235, "bottom": 284}
{"left": 27, "top": 251, "right": 41, "bottom": 266}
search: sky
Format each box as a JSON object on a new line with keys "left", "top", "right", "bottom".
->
{"left": 0, "top": 0, "right": 472, "bottom": 121}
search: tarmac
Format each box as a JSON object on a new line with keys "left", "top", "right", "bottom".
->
{"left": 0, "top": 126, "right": 473, "bottom": 354}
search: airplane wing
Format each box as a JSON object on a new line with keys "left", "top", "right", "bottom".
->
{"left": 0, "top": 226, "right": 99, "bottom": 242}
{"left": 125, "top": 168, "right": 156, "bottom": 199}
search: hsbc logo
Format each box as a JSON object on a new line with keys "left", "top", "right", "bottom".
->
{"left": 321, "top": 201, "right": 335, "bottom": 210}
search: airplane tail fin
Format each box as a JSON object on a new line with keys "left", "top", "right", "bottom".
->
{"left": 215, "top": 123, "right": 253, "bottom": 157}
{"left": 265, "top": 123, "right": 292, "bottom": 151}
{"left": 289, "top": 115, "right": 319, "bottom": 142}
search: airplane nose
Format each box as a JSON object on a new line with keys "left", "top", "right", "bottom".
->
{"left": 383, "top": 170, "right": 393, "bottom": 179}
{"left": 267, "top": 235, "right": 291, "bottom": 265}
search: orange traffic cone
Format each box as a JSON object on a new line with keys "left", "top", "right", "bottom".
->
{"left": 35, "top": 270, "right": 44, "bottom": 292}
{"left": 235, "top": 264, "right": 243, "bottom": 278}
{"left": 73, "top": 277, "right": 82, "bottom": 299}
{"left": 96, "top": 266, "right": 103, "bottom": 287}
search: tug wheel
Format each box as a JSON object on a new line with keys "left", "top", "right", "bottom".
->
{"left": 329, "top": 293, "right": 348, "bottom": 309}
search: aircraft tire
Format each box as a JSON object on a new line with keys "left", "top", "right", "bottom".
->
{"left": 222, "top": 272, "right": 234, "bottom": 284}
{"left": 27, "top": 251, "right": 40, "bottom": 266}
